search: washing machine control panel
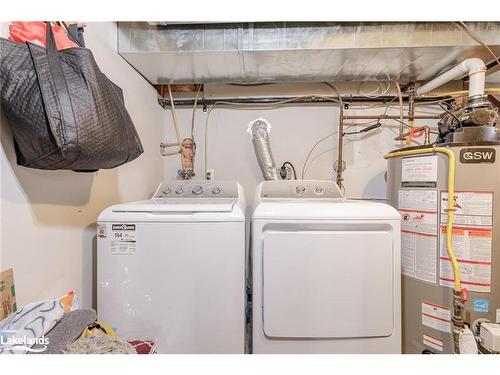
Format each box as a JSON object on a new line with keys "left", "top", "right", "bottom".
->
{"left": 153, "top": 181, "right": 239, "bottom": 199}
{"left": 260, "top": 180, "right": 344, "bottom": 199}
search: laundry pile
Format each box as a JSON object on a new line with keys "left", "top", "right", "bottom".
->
{"left": 0, "top": 291, "right": 156, "bottom": 354}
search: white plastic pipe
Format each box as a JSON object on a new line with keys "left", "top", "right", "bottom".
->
{"left": 416, "top": 58, "right": 487, "bottom": 98}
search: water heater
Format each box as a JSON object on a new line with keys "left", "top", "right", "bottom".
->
{"left": 386, "top": 95, "right": 500, "bottom": 354}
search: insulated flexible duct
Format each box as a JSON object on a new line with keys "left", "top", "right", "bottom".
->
{"left": 248, "top": 118, "right": 279, "bottom": 180}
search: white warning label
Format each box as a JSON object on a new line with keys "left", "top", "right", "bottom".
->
{"left": 402, "top": 155, "right": 438, "bottom": 183}
{"left": 111, "top": 223, "right": 137, "bottom": 255}
{"left": 439, "top": 191, "right": 493, "bottom": 293}
{"left": 399, "top": 190, "right": 438, "bottom": 284}
{"left": 441, "top": 191, "right": 493, "bottom": 227}
{"left": 423, "top": 334, "right": 444, "bottom": 352}
{"left": 422, "top": 301, "right": 451, "bottom": 333}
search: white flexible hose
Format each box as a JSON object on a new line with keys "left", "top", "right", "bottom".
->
{"left": 167, "top": 84, "right": 183, "bottom": 150}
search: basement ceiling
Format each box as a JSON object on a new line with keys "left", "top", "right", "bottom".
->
{"left": 117, "top": 22, "right": 500, "bottom": 85}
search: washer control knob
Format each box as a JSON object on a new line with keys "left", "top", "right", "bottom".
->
{"left": 175, "top": 186, "right": 183, "bottom": 195}
{"left": 162, "top": 187, "right": 171, "bottom": 195}
{"left": 212, "top": 186, "right": 221, "bottom": 195}
{"left": 296, "top": 186, "right": 306, "bottom": 194}
{"left": 314, "top": 186, "right": 323, "bottom": 195}
{"left": 192, "top": 186, "right": 204, "bottom": 195}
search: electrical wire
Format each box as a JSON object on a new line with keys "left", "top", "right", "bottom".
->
{"left": 281, "top": 162, "right": 297, "bottom": 180}
{"left": 200, "top": 89, "right": 447, "bottom": 179}
{"left": 457, "top": 21, "right": 500, "bottom": 65}
{"left": 359, "top": 73, "right": 392, "bottom": 98}
{"left": 439, "top": 101, "right": 463, "bottom": 129}
{"left": 359, "top": 80, "right": 392, "bottom": 98}
{"left": 203, "top": 95, "right": 341, "bottom": 178}
{"left": 301, "top": 131, "right": 339, "bottom": 180}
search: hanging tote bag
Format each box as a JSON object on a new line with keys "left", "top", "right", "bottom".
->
{"left": 0, "top": 22, "right": 143, "bottom": 171}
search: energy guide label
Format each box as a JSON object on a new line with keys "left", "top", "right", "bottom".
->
{"left": 111, "top": 223, "right": 137, "bottom": 255}
{"left": 439, "top": 191, "right": 493, "bottom": 293}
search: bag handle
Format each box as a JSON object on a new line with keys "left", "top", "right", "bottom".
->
{"left": 45, "top": 22, "right": 84, "bottom": 51}
{"left": 30, "top": 22, "right": 80, "bottom": 162}
{"left": 45, "top": 21, "right": 58, "bottom": 53}
{"left": 60, "top": 22, "right": 85, "bottom": 48}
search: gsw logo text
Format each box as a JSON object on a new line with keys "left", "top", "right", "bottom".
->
{"left": 460, "top": 148, "right": 495, "bottom": 164}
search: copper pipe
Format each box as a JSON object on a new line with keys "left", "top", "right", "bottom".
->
{"left": 337, "top": 105, "right": 344, "bottom": 190}
{"left": 323, "top": 83, "right": 345, "bottom": 191}
{"left": 396, "top": 82, "right": 404, "bottom": 139}
{"left": 394, "top": 126, "right": 431, "bottom": 145}
{"left": 406, "top": 84, "right": 416, "bottom": 146}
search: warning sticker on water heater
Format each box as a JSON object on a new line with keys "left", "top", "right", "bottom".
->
{"left": 439, "top": 191, "right": 493, "bottom": 293}
{"left": 423, "top": 334, "right": 444, "bottom": 352}
{"left": 421, "top": 301, "right": 451, "bottom": 333}
{"left": 399, "top": 189, "right": 438, "bottom": 284}
{"left": 401, "top": 155, "right": 438, "bottom": 187}
{"left": 111, "top": 224, "right": 137, "bottom": 255}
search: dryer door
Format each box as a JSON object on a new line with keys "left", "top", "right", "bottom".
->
{"left": 262, "top": 229, "right": 394, "bottom": 338}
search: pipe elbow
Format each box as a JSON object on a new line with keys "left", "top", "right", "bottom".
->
{"left": 461, "top": 58, "right": 486, "bottom": 74}
{"left": 416, "top": 58, "right": 487, "bottom": 97}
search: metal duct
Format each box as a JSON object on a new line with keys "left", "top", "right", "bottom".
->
{"left": 248, "top": 118, "right": 279, "bottom": 181}
{"left": 117, "top": 22, "right": 500, "bottom": 84}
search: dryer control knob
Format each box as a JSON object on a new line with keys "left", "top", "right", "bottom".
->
{"left": 192, "top": 186, "right": 204, "bottom": 195}
{"left": 175, "top": 187, "right": 184, "bottom": 194}
{"left": 296, "top": 186, "right": 306, "bottom": 194}
{"left": 212, "top": 186, "right": 221, "bottom": 195}
{"left": 162, "top": 187, "right": 171, "bottom": 194}
{"left": 314, "top": 186, "right": 323, "bottom": 195}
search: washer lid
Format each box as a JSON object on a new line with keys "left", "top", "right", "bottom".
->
{"left": 111, "top": 198, "right": 237, "bottom": 213}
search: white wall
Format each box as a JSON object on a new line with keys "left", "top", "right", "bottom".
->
{"left": 162, "top": 87, "right": 440, "bottom": 205}
{"left": 0, "top": 23, "right": 445, "bottom": 310}
{"left": 0, "top": 22, "right": 166, "bottom": 308}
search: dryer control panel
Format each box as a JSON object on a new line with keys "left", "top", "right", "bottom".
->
{"left": 153, "top": 180, "right": 239, "bottom": 199}
{"left": 260, "top": 180, "right": 344, "bottom": 199}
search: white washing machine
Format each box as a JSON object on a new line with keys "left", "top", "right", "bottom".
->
{"left": 97, "top": 180, "right": 246, "bottom": 353}
{"left": 251, "top": 180, "right": 401, "bottom": 353}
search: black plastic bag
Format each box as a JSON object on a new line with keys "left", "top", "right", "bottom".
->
{"left": 0, "top": 23, "right": 143, "bottom": 171}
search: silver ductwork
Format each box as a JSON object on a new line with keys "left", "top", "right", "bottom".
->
{"left": 247, "top": 118, "right": 279, "bottom": 181}
{"left": 117, "top": 22, "right": 500, "bottom": 84}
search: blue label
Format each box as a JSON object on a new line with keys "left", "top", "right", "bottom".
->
{"left": 473, "top": 299, "right": 489, "bottom": 313}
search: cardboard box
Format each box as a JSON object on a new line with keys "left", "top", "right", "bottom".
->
{"left": 0, "top": 268, "right": 17, "bottom": 320}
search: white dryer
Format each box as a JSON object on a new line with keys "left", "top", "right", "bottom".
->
{"left": 251, "top": 180, "right": 401, "bottom": 353}
{"left": 97, "top": 180, "right": 246, "bottom": 353}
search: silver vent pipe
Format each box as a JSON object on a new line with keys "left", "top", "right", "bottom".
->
{"left": 247, "top": 118, "right": 279, "bottom": 181}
